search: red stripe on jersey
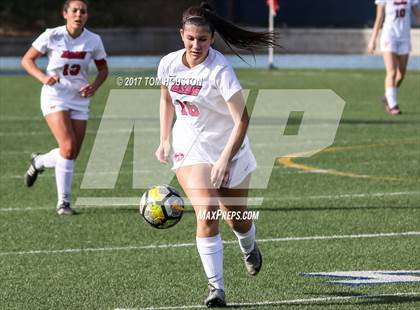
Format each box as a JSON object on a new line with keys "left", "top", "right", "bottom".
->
{"left": 170, "top": 84, "right": 202, "bottom": 96}
{"left": 94, "top": 59, "right": 107, "bottom": 67}
{"left": 394, "top": 1, "right": 407, "bottom": 5}
{"left": 61, "top": 51, "right": 87, "bottom": 59}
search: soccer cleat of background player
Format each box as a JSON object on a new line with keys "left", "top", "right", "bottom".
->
{"left": 24, "top": 153, "right": 44, "bottom": 187}
{"left": 382, "top": 97, "right": 402, "bottom": 115}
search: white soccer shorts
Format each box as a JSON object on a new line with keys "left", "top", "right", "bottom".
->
{"left": 380, "top": 37, "right": 411, "bottom": 55}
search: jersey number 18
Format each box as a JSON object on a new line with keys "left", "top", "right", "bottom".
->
{"left": 396, "top": 8, "right": 406, "bottom": 18}
{"left": 175, "top": 100, "right": 200, "bottom": 116}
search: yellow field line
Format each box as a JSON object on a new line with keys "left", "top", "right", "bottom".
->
{"left": 277, "top": 140, "right": 419, "bottom": 181}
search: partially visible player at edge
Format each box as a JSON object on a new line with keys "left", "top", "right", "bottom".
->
{"left": 156, "top": 2, "right": 277, "bottom": 307}
{"left": 21, "top": 0, "right": 108, "bottom": 215}
{"left": 368, "top": 0, "right": 420, "bottom": 115}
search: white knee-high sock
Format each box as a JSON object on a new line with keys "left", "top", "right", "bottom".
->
{"left": 34, "top": 148, "right": 59, "bottom": 169}
{"left": 385, "top": 87, "right": 398, "bottom": 108}
{"left": 55, "top": 154, "right": 74, "bottom": 203}
{"left": 196, "top": 234, "right": 224, "bottom": 291}
{"left": 233, "top": 222, "right": 256, "bottom": 254}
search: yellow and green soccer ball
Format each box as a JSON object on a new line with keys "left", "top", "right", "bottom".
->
{"left": 139, "top": 185, "right": 184, "bottom": 229}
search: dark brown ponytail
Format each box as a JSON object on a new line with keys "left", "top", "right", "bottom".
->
{"left": 182, "top": 2, "right": 278, "bottom": 59}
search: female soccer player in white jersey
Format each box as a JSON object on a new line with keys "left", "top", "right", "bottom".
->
{"left": 369, "top": 0, "right": 420, "bottom": 115}
{"left": 21, "top": 0, "right": 108, "bottom": 215}
{"left": 156, "top": 2, "right": 277, "bottom": 307}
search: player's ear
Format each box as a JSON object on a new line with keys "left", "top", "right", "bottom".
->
{"left": 180, "top": 28, "right": 184, "bottom": 40}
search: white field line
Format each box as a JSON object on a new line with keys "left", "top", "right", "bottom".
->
{"left": 1, "top": 170, "right": 155, "bottom": 180}
{"left": 0, "top": 128, "right": 159, "bottom": 137}
{"left": 2, "top": 138, "right": 416, "bottom": 154}
{"left": 75, "top": 197, "right": 265, "bottom": 207}
{"left": 0, "top": 197, "right": 265, "bottom": 210}
{"left": 0, "top": 168, "right": 409, "bottom": 179}
{"left": 114, "top": 292, "right": 420, "bottom": 310}
{"left": 0, "top": 231, "right": 419, "bottom": 257}
{"left": 0, "top": 167, "right": 403, "bottom": 179}
{"left": 0, "top": 191, "right": 418, "bottom": 212}
{"left": 74, "top": 191, "right": 419, "bottom": 206}
{"left": 1, "top": 169, "right": 299, "bottom": 180}
{"left": 61, "top": 191, "right": 420, "bottom": 205}
{"left": 0, "top": 150, "right": 35, "bottom": 155}
{"left": 277, "top": 191, "right": 420, "bottom": 200}
{"left": 0, "top": 115, "right": 164, "bottom": 121}
{"left": 0, "top": 116, "right": 157, "bottom": 121}
{"left": 0, "top": 116, "right": 102, "bottom": 121}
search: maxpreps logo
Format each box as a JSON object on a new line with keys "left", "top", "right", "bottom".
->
{"left": 302, "top": 270, "right": 420, "bottom": 286}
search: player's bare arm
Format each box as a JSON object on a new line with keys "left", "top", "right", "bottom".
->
{"left": 155, "top": 85, "right": 174, "bottom": 164}
{"left": 368, "top": 4, "right": 385, "bottom": 54}
{"left": 211, "top": 90, "right": 249, "bottom": 188}
{"left": 413, "top": 4, "right": 420, "bottom": 24}
{"left": 79, "top": 60, "right": 109, "bottom": 97}
{"left": 21, "top": 47, "right": 59, "bottom": 85}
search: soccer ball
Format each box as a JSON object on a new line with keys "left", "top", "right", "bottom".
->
{"left": 139, "top": 185, "right": 184, "bottom": 229}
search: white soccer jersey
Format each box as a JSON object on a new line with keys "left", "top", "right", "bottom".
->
{"left": 157, "top": 47, "right": 252, "bottom": 169}
{"left": 32, "top": 26, "right": 106, "bottom": 101}
{"left": 376, "top": 0, "right": 418, "bottom": 41}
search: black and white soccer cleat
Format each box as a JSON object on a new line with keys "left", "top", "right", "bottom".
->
{"left": 56, "top": 201, "right": 75, "bottom": 215}
{"left": 205, "top": 283, "right": 226, "bottom": 308}
{"left": 244, "top": 242, "right": 262, "bottom": 276}
{"left": 24, "top": 153, "right": 44, "bottom": 187}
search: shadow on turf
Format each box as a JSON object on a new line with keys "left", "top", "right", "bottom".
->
{"left": 224, "top": 293, "right": 420, "bottom": 308}
{"left": 339, "top": 118, "right": 420, "bottom": 125}
{"left": 250, "top": 205, "right": 420, "bottom": 212}
{"left": 249, "top": 117, "right": 420, "bottom": 126}
{"left": 76, "top": 204, "right": 420, "bottom": 215}
{"left": 301, "top": 292, "right": 420, "bottom": 307}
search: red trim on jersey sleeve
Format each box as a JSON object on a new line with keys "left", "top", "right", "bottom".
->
{"left": 94, "top": 59, "right": 107, "bottom": 69}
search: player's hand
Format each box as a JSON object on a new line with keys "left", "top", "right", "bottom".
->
{"left": 155, "top": 141, "right": 171, "bottom": 164}
{"left": 368, "top": 40, "right": 376, "bottom": 55}
{"left": 211, "top": 158, "right": 229, "bottom": 189}
{"left": 43, "top": 75, "right": 60, "bottom": 86}
{"left": 79, "top": 84, "right": 96, "bottom": 97}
